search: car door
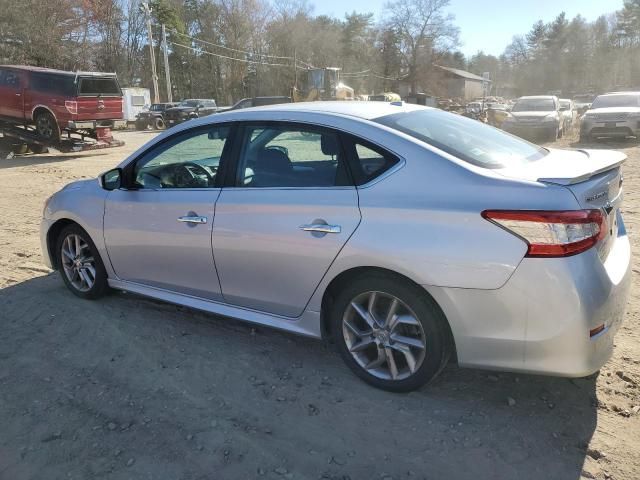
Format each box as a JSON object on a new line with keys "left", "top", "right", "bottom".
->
{"left": 212, "top": 122, "right": 361, "bottom": 317}
{"left": 103, "top": 124, "right": 232, "bottom": 300}
{"left": 0, "top": 69, "right": 25, "bottom": 119}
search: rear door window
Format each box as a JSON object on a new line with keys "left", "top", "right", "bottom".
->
{"left": 235, "top": 124, "right": 351, "bottom": 188}
{"left": 78, "top": 77, "right": 121, "bottom": 96}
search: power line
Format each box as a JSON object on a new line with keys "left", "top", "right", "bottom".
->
{"left": 168, "top": 29, "right": 293, "bottom": 61}
{"left": 169, "top": 41, "right": 294, "bottom": 68}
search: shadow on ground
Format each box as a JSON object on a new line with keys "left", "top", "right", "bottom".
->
{"left": 0, "top": 151, "right": 110, "bottom": 169}
{"left": 0, "top": 275, "right": 597, "bottom": 479}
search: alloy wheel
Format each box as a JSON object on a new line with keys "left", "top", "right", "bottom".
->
{"left": 60, "top": 234, "right": 96, "bottom": 292}
{"left": 36, "top": 115, "right": 53, "bottom": 139}
{"left": 342, "top": 291, "right": 427, "bottom": 381}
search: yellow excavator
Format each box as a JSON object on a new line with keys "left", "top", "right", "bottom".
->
{"left": 292, "top": 67, "right": 354, "bottom": 102}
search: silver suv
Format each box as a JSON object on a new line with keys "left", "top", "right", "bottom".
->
{"left": 580, "top": 92, "right": 640, "bottom": 141}
{"left": 501, "top": 95, "right": 563, "bottom": 142}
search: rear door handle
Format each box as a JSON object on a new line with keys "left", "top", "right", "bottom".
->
{"left": 178, "top": 215, "right": 207, "bottom": 224}
{"left": 299, "top": 224, "right": 341, "bottom": 234}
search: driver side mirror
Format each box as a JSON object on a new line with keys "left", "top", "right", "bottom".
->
{"left": 99, "top": 168, "right": 122, "bottom": 191}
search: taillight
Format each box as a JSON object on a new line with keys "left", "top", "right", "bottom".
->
{"left": 482, "top": 210, "right": 606, "bottom": 257}
{"left": 65, "top": 101, "right": 77, "bottom": 114}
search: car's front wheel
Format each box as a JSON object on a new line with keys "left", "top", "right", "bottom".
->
{"left": 331, "top": 274, "right": 451, "bottom": 392}
{"left": 56, "top": 225, "right": 109, "bottom": 299}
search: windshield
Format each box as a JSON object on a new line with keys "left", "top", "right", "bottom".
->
{"left": 374, "top": 109, "right": 548, "bottom": 169}
{"left": 512, "top": 98, "right": 555, "bottom": 112}
{"left": 180, "top": 100, "right": 200, "bottom": 107}
{"left": 591, "top": 94, "right": 640, "bottom": 109}
{"left": 560, "top": 100, "right": 571, "bottom": 108}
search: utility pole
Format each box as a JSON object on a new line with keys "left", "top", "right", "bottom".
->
{"left": 141, "top": 2, "right": 160, "bottom": 104}
{"left": 294, "top": 48, "right": 298, "bottom": 89}
{"left": 161, "top": 24, "right": 172, "bottom": 103}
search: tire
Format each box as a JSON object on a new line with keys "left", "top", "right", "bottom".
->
{"left": 28, "top": 143, "right": 48, "bottom": 154}
{"left": 34, "top": 111, "right": 61, "bottom": 143}
{"left": 135, "top": 120, "right": 148, "bottom": 130}
{"left": 55, "top": 224, "right": 109, "bottom": 299}
{"left": 11, "top": 143, "right": 28, "bottom": 154}
{"left": 153, "top": 117, "right": 165, "bottom": 130}
{"left": 331, "top": 273, "right": 451, "bottom": 392}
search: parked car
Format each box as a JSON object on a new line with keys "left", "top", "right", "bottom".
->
{"left": 559, "top": 98, "right": 577, "bottom": 132}
{"left": 41, "top": 102, "right": 631, "bottom": 392}
{"left": 164, "top": 99, "right": 217, "bottom": 126}
{"left": 223, "top": 96, "right": 293, "bottom": 112}
{"left": 0, "top": 65, "right": 125, "bottom": 143}
{"left": 501, "top": 95, "right": 563, "bottom": 141}
{"left": 580, "top": 92, "right": 640, "bottom": 141}
{"left": 135, "top": 102, "right": 179, "bottom": 130}
{"left": 573, "top": 94, "right": 596, "bottom": 115}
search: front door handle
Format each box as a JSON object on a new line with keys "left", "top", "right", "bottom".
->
{"left": 178, "top": 215, "right": 207, "bottom": 224}
{"left": 299, "top": 224, "right": 341, "bottom": 234}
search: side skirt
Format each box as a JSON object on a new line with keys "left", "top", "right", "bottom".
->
{"left": 108, "top": 279, "right": 323, "bottom": 338}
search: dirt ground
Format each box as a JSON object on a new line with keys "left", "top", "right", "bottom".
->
{"left": 0, "top": 128, "right": 639, "bottom": 480}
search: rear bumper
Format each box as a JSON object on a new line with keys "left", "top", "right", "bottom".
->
{"left": 67, "top": 120, "right": 126, "bottom": 130}
{"left": 428, "top": 212, "right": 631, "bottom": 377}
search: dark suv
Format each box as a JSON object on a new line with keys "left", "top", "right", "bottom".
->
{"left": 0, "top": 65, "right": 124, "bottom": 143}
{"left": 164, "top": 99, "right": 217, "bottom": 127}
{"left": 135, "top": 102, "right": 179, "bottom": 130}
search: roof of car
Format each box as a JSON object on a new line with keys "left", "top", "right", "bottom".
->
{"left": 600, "top": 91, "right": 640, "bottom": 96}
{"left": 0, "top": 65, "right": 117, "bottom": 77}
{"left": 235, "top": 101, "right": 427, "bottom": 120}
{"left": 517, "top": 95, "right": 556, "bottom": 100}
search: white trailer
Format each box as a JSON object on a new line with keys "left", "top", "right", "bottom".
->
{"left": 121, "top": 87, "right": 151, "bottom": 125}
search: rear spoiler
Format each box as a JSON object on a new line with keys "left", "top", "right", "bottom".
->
{"left": 538, "top": 149, "right": 626, "bottom": 185}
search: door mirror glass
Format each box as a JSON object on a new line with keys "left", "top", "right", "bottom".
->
{"left": 100, "top": 168, "right": 121, "bottom": 191}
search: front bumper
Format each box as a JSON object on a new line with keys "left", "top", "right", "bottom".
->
{"left": 502, "top": 123, "right": 557, "bottom": 139}
{"left": 40, "top": 217, "right": 54, "bottom": 269}
{"left": 67, "top": 120, "right": 127, "bottom": 130}
{"left": 581, "top": 118, "right": 640, "bottom": 138}
{"left": 428, "top": 211, "right": 631, "bottom": 377}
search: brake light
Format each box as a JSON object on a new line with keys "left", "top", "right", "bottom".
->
{"left": 482, "top": 210, "right": 606, "bottom": 257}
{"left": 65, "top": 101, "right": 77, "bottom": 114}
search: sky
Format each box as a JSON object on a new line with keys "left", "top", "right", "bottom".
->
{"left": 312, "top": 0, "right": 624, "bottom": 57}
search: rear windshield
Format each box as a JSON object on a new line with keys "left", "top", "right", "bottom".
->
{"left": 78, "top": 77, "right": 121, "bottom": 96}
{"left": 180, "top": 100, "right": 200, "bottom": 107}
{"left": 591, "top": 94, "right": 640, "bottom": 108}
{"left": 512, "top": 98, "right": 555, "bottom": 112}
{"left": 374, "top": 109, "right": 548, "bottom": 169}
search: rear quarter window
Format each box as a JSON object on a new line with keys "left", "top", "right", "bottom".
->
{"left": 30, "top": 73, "right": 75, "bottom": 96}
{"left": 78, "top": 77, "right": 121, "bottom": 96}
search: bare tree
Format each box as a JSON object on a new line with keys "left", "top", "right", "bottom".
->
{"left": 382, "top": 0, "right": 459, "bottom": 93}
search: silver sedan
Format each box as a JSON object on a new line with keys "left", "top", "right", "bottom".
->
{"left": 41, "top": 102, "right": 631, "bottom": 391}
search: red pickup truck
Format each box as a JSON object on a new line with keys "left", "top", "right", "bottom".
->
{"left": 0, "top": 65, "right": 125, "bottom": 143}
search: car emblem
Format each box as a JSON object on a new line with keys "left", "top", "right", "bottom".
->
{"left": 98, "top": 100, "right": 105, "bottom": 110}
{"left": 586, "top": 191, "right": 606, "bottom": 202}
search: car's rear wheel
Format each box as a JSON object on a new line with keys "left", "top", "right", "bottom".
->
{"left": 153, "top": 117, "right": 166, "bottom": 129}
{"left": 56, "top": 225, "right": 109, "bottom": 299}
{"left": 35, "top": 111, "right": 60, "bottom": 143}
{"left": 331, "top": 274, "right": 451, "bottom": 392}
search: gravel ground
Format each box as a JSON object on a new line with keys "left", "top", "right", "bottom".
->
{"left": 0, "top": 129, "right": 639, "bottom": 480}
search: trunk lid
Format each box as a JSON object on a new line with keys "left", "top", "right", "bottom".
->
{"left": 497, "top": 148, "right": 626, "bottom": 260}
{"left": 74, "top": 76, "right": 123, "bottom": 120}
